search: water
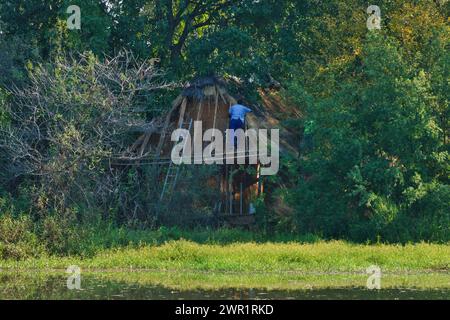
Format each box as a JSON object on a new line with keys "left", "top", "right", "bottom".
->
{"left": 1, "top": 273, "right": 449, "bottom": 300}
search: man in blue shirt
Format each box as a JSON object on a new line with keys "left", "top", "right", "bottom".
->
{"left": 229, "top": 99, "right": 252, "bottom": 131}
{"left": 229, "top": 99, "right": 252, "bottom": 146}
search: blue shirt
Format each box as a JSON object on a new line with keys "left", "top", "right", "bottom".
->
{"left": 229, "top": 104, "right": 252, "bottom": 122}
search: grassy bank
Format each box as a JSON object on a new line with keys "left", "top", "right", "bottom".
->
{"left": 1, "top": 240, "right": 449, "bottom": 290}
{"left": 0, "top": 214, "right": 322, "bottom": 259}
{"left": 3, "top": 240, "right": 449, "bottom": 272}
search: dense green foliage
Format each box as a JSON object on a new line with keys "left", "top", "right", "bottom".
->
{"left": 283, "top": 1, "right": 449, "bottom": 242}
{"left": 0, "top": 0, "right": 448, "bottom": 259}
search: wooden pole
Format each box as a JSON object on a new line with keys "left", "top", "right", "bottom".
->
{"left": 196, "top": 99, "right": 203, "bottom": 121}
{"left": 212, "top": 86, "right": 219, "bottom": 132}
{"left": 225, "top": 165, "right": 229, "bottom": 214}
{"left": 155, "top": 97, "right": 182, "bottom": 161}
{"left": 240, "top": 182, "right": 243, "bottom": 215}
{"left": 177, "top": 97, "right": 188, "bottom": 129}
{"left": 257, "top": 163, "right": 262, "bottom": 196}
{"left": 229, "top": 170, "right": 233, "bottom": 215}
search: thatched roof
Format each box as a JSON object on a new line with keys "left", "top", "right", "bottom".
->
{"left": 181, "top": 76, "right": 227, "bottom": 99}
{"left": 121, "top": 76, "right": 236, "bottom": 161}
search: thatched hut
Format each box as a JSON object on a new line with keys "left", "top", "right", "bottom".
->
{"left": 125, "top": 77, "right": 262, "bottom": 224}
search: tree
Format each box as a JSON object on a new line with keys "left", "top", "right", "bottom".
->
{"left": 143, "top": 0, "right": 242, "bottom": 65}
{"left": 0, "top": 0, "right": 113, "bottom": 58}
{"left": 289, "top": 32, "right": 449, "bottom": 241}
{"left": 0, "top": 52, "right": 171, "bottom": 220}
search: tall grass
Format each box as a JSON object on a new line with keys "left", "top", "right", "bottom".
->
{"left": 3, "top": 240, "right": 449, "bottom": 273}
{"left": 0, "top": 213, "right": 321, "bottom": 259}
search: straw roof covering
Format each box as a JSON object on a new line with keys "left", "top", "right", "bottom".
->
{"left": 123, "top": 76, "right": 237, "bottom": 160}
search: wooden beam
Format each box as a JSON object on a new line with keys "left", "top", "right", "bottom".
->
{"left": 212, "top": 85, "right": 219, "bottom": 131}
{"left": 155, "top": 96, "right": 182, "bottom": 160}
{"left": 129, "top": 134, "right": 145, "bottom": 153}
{"left": 196, "top": 99, "right": 203, "bottom": 121}
{"left": 139, "top": 131, "right": 153, "bottom": 157}
{"left": 177, "top": 97, "right": 188, "bottom": 128}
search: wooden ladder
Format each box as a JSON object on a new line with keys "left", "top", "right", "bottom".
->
{"left": 160, "top": 118, "right": 193, "bottom": 201}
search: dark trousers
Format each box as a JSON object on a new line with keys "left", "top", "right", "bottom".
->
{"left": 229, "top": 118, "right": 245, "bottom": 131}
{"left": 229, "top": 118, "right": 245, "bottom": 147}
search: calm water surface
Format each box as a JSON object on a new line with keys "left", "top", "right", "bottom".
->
{"left": 1, "top": 273, "right": 449, "bottom": 300}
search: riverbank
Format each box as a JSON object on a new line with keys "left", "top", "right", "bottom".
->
{"left": 1, "top": 241, "right": 449, "bottom": 291}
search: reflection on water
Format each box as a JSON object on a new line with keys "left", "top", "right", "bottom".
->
{"left": 0, "top": 273, "right": 449, "bottom": 300}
